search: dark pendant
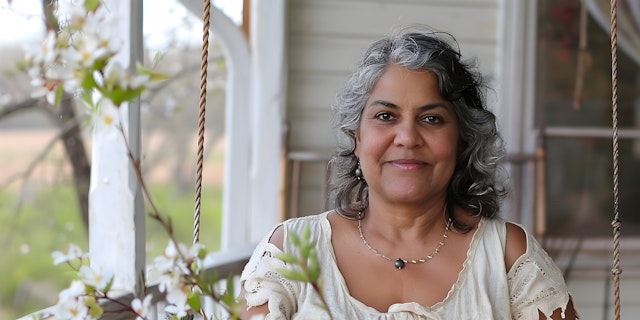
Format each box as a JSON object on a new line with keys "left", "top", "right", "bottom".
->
{"left": 394, "top": 258, "right": 405, "bottom": 270}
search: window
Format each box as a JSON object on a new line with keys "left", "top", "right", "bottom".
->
{"left": 535, "top": 0, "right": 640, "bottom": 237}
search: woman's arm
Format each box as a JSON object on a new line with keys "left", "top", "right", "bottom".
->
{"left": 238, "top": 225, "right": 286, "bottom": 319}
{"left": 539, "top": 298, "right": 577, "bottom": 320}
{"left": 237, "top": 290, "right": 269, "bottom": 319}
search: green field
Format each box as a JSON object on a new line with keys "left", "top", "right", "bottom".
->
{"left": 0, "top": 183, "right": 222, "bottom": 319}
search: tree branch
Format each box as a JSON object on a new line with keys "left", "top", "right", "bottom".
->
{"left": 0, "top": 119, "right": 78, "bottom": 190}
{"left": 0, "top": 97, "right": 47, "bottom": 119}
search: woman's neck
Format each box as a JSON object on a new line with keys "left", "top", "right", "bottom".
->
{"left": 362, "top": 199, "right": 448, "bottom": 240}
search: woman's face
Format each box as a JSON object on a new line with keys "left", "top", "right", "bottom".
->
{"left": 355, "top": 63, "right": 459, "bottom": 205}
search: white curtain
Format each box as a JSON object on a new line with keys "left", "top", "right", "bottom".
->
{"left": 587, "top": 0, "right": 640, "bottom": 66}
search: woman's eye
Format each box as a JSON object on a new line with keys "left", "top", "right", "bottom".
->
{"left": 423, "top": 115, "right": 442, "bottom": 124}
{"left": 375, "top": 112, "right": 394, "bottom": 121}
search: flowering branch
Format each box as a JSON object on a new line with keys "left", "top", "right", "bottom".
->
{"left": 22, "top": 1, "right": 238, "bottom": 319}
{"left": 23, "top": 2, "right": 328, "bottom": 320}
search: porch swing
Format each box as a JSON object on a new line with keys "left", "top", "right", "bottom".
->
{"left": 189, "top": 0, "right": 626, "bottom": 319}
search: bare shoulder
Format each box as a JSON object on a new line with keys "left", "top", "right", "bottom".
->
{"left": 268, "top": 224, "right": 285, "bottom": 250}
{"left": 504, "top": 222, "right": 527, "bottom": 271}
{"left": 268, "top": 213, "right": 331, "bottom": 251}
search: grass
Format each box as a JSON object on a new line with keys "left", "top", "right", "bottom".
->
{"left": 0, "top": 183, "right": 222, "bottom": 319}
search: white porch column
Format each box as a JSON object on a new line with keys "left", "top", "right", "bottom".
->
{"left": 88, "top": 0, "right": 145, "bottom": 294}
{"left": 249, "top": 0, "right": 287, "bottom": 244}
{"left": 497, "top": 0, "right": 538, "bottom": 230}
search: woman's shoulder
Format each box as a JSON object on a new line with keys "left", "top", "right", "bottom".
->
{"left": 268, "top": 211, "right": 333, "bottom": 250}
{"left": 285, "top": 210, "right": 331, "bottom": 224}
{"left": 503, "top": 221, "right": 527, "bottom": 271}
{"left": 476, "top": 217, "right": 527, "bottom": 271}
{"left": 483, "top": 217, "right": 563, "bottom": 275}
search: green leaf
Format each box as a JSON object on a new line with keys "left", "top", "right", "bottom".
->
{"left": 220, "top": 290, "right": 236, "bottom": 308}
{"left": 308, "top": 253, "right": 321, "bottom": 281}
{"left": 226, "top": 274, "right": 236, "bottom": 298}
{"left": 207, "top": 270, "right": 219, "bottom": 284}
{"left": 84, "top": 0, "right": 101, "bottom": 12}
{"left": 85, "top": 296, "right": 104, "bottom": 319}
{"left": 301, "top": 224, "right": 311, "bottom": 242}
{"left": 197, "top": 247, "right": 207, "bottom": 260}
{"left": 109, "top": 86, "right": 145, "bottom": 107}
{"left": 81, "top": 91, "right": 95, "bottom": 110}
{"left": 102, "top": 274, "right": 115, "bottom": 293}
{"left": 187, "top": 291, "right": 201, "bottom": 311}
{"left": 190, "top": 260, "right": 199, "bottom": 274}
{"left": 81, "top": 71, "right": 98, "bottom": 92}
{"left": 275, "top": 252, "right": 298, "bottom": 264}
{"left": 83, "top": 283, "right": 95, "bottom": 295}
{"left": 300, "top": 243, "right": 311, "bottom": 259}
{"left": 54, "top": 84, "right": 65, "bottom": 107}
{"left": 277, "top": 268, "right": 307, "bottom": 282}
{"left": 137, "top": 62, "right": 170, "bottom": 81}
{"left": 289, "top": 231, "right": 301, "bottom": 247}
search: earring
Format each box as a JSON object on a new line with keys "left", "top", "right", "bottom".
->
{"left": 355, "top": 162, "right": 364, "bottom": 181}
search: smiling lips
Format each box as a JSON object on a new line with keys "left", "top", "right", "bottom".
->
{"left": 387, "top": 159, "right": 427, "bottom": 170}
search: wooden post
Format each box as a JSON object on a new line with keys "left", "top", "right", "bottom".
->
{"left": 242, "top": 0, "right": 250, "bottom": 38}
{"left": 88, "top": 0, "right": 145, "bottom": 295}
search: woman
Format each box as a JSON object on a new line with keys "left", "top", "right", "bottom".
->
{"left": 240, "top": 27, "right": 578, "bottom": 319}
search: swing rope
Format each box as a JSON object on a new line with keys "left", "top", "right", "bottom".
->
{"left": 608, "top": 0, "right": 622, "bottom": 319}
{"left": 194, "top": 0, "right": 211, "bottom": 244}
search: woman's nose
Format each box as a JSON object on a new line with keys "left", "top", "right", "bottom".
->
{"left": 393, "top": 121, "right": 424, "bottom": 148}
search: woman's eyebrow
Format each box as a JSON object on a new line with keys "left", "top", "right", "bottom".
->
{"left": 368, "top": 100, "right": 398, "bottom": 108}
{"left": 369, "top": 99, "right": 449, "bottom": 111}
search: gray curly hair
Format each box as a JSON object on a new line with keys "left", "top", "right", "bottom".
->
{"left": 329, "top": 26, "right": 506, "bottom": 227}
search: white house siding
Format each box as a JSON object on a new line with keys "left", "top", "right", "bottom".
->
{"left": 285, "top": 0, "right": 500, "bottom": 217}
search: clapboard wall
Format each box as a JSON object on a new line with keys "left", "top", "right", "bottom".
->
{"left": 284, "top": 0, "right": 501, "bottom": 217}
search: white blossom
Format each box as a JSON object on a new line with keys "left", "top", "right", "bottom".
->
{"left": 52, "top": 280, "right": 92, "bottom": 320}
{"left": 52, "top": 244, "right": 85, "bottom": 265}
{"left": 131, "top": 294, "right": 153, "bottom": 320}
{"left": 93, "top": 99, "right": 119, "bottom": 128}
{"left": 152, "top": 240, "right": 205, "bottom": 319}
{"left": 78, "top": 265, "right": 113, "bottom": 291}
{"left": 158, "top": 271, "right": 191, "bottom": 318}
{"left": 164, "top": 302, "right": 190, "bottom": 319}
{"left": 32, "top": 31, "right": 59, "bottom": 66}
{"left": 29, "top": 78, "right": 59, "bottom": 105}
{"left": 103, "top": 62, "right": 150, "bottom": 91}
{"left": 62, "top": 36, "right": 110, "bottom": 69}
{"left": 24, "top": 0, "right": 144, "bottom": 108}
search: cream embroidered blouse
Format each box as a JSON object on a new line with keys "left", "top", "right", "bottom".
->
{"left": 240, "top": 212, "right": 574, "bottom": 319}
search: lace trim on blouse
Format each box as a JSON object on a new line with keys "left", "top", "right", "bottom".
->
{"left": 507, "top": 230, "right": 576, "bottom": 319}
{"left": 241, "top": 237, "right": 299, "bottom": 319}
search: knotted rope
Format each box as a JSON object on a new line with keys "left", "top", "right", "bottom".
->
{"left": 608, "top": 0, "right": 622, "bottom": 319}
